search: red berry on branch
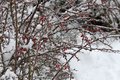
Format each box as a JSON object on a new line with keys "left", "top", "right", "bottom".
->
{"left": 22, "top": 36, "right": 26, "bottom": 40}
{"left": 60, "top": 22, "right": 65, "bottom": 29}
{"left": 22, "top": 48, "right": 27, "bottom": 51}
{"left": 55, "top": 64, "right": 61, "bottom": 70}
{"left": 63, "top": 47, "right": 67, "bottom": 51}
{"left": 64, "top": 65, "right": 69, "bottom": 70}
{"left": 39, "top": 16, "right": 46, "bottom": 23}
{"left": 42, "top": 37, "right": 48, "bottom": 42}
{"left": 81, "top": 34, "right": 84, "bottom": 37}
{"left": 32, "top": 43, "right": 37, "bottom": 50}
{"left": 19, "top": 47, "right": 23, "bottom": 51}
{"left": 32, "top": 38, "right": 37, "bottom": 43}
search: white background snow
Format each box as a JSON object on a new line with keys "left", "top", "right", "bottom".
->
{"left": 68, "top": 38, "right": 120, "bottom": 80}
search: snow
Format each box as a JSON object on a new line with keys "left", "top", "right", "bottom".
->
{"left": 22, "top": 39, "right": 34, "bottom": 49}
{"left": 0, "top": 67, "right": 18, "bottom": 80}
{"left": 2, "top": 38, "right": 15, "bottom": 65}
{"left": 36, "top": 24, "right": 42, "bottom": 30}
{"left": 27, "top": 5, "right": 35, "bottom": 15}
{"left": 45, "top": 0, "right": 55, "bottom": 7}
{"left": 69, "top": 38, "right": 120, "bottom": 80}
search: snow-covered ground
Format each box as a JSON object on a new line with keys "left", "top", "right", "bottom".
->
{"left": 69, "top": 39, "right": 120, "bottom": 80}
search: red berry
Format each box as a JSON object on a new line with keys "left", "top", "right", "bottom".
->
{"left": 42, "top": 37, "right": 48, "bottom": 42}
{"left": 64, "top": 65, "right": 69, "bottom": 70}
{"left": 32, "top": 38, "right": 37, "bottom": 42}
{"left": 81, "top": 34, "right": 84, "bottom": 37}
{"left": 40, "top": 16, "right": 46, "bottom": 22}
{"left": 63, "top": 48, "right": 67, "bottom": 51}
{"left": 55, "top": 64, "right": 61, "bottom": 70}
{"left": 19, "top": 47, "right": 23, "bottom": 51}
{"left": 22, "top": 48, "right": 27, "bottom": 51}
